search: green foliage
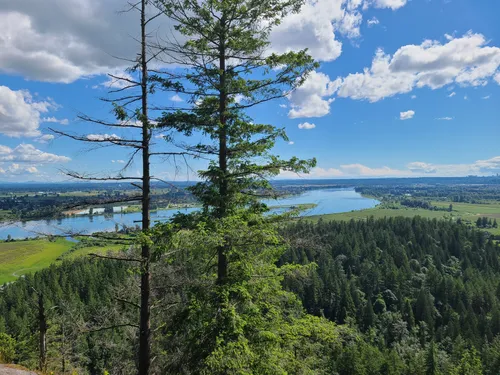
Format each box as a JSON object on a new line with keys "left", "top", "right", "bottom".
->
{"left": 452, "top": 347, "right": 483, "bottom": 375}
{"left": 0, "top": 258, "right": 132, "bottom": 373}
{"left": 151, "top": 0, "right": 326, "bottom": 372}
{"left": 281, "top": 217, "right": 500, "bottom": 374}
{"left": 0, "top": 333, "right": 16, "bottom": 363}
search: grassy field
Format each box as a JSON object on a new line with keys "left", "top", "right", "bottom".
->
{"left": 307, "top": 201, "right": 500, "bottom": 235}
{"left": 0, "top": 238, "right": 124, "bottom": 285}
{"left": 308, "top": 206, "right": 452, "bottom": 222}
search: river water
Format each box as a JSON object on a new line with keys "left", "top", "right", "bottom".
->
{"left": 0, "top": 188, "right": 379, "bottom": 239}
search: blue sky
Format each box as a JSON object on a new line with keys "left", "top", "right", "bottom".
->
{"left": 1, "top": 0, "right": 500, "bottom": 181}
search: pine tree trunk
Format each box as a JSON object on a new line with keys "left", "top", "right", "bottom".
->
{"left": 38, "top": 293, "right": 47, "bottom": 373}
{"left": 138, "top": 0, "right": 151, "bottom": 372}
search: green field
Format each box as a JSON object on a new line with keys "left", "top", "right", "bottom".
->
{"left": 0, "top": 238, "right": 124, "bottom": 285}
{"left": 307, "top": 201, "right": 500, "bottom": 235}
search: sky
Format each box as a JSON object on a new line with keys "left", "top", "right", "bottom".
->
{"left": 1, "top": 0, "right": 500, "bottom": 182}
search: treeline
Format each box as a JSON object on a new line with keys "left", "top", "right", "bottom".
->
{"left": 1, "top": 217, "right": 500, "bottom": 374}
{"left": 0, "top": 258, "right": 134, "bottom": 373}
{"left": 476, "top": 217, "right": 498, "bottom": 229}
{"left": 280, "top": 217, "right": 500, "bottom": 374}
{"left": 356, "top": 184, "right": 500, "bottom": 203}
{"left": 0, "top": 189, "right": 196, "bottom": 221}
{"left": 400, "top": 198, "right": 452, "bottom": 211}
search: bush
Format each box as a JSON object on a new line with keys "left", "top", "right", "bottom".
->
{"left": 0, "top": 333, "right": 16, "bottom": 363}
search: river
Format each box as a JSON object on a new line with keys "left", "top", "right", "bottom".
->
{"left": 0, "top": 188, "right": 379, "bottom": 239}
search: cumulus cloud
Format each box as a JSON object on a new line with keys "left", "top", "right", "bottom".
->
{"left": 0, "top": 86, "right": 61, "bottom": 137}
{"left": 436, "top": 116, "right": 453, "bottom": 121}
{"left": 448, "top": 92, "right": 456, "bottom": 97}
{"left": 269, "top": 0, "right": 345, "bottom": 62}
{"left": 367, "top": 17, "right": 380, "bottom": 27}
{"left": 400, "top": 110, "right": 415, "bottom": 120}
{"left": 280, "top": 155, "right": 500, "bottom": 179}
{"left": 495, "top": 73, "right": 500, "bottom": 85}
{"left": 340, "top": 163, "right": 409, "bottom": 176}
{"left": 35, "top": 134, "right": 55, "bottom": 144}
{"left": 368, "top": 0, "right": 407, "bottom": 10}
{"left": 336, "top": 33, "right": 500, "bottom": 103}
{"left": 407, "top": 162, "right": 437, "bottom": 173}
{"left": 298, "top": 122, "right": 316, "bottom": 130}
{"left": 42, "top": 117, "right": 69, "bottom": 125}
{"left": 288, "top": 71, "right": 341, "bottom": 118}
{"left": 475, "top": 156, "right": 500, "bottom": 173}
{"left": 0, "top": 0, "right": 410, "bottom": 83}
{"left": 0, "top": 1, "right": 177, "bottom": 83}
{"left": 98, "top": 71, "right": 136, "bottom": 90}
{"left": 288, "top": 141, "right": 295, "bottom": 145}
{"left": 170, "top": 94, "right": 183, "bottom": 102}
{"left": 0, "top": 163, "right": 39, "bottom": 175}
{"left": 482, "top": 95, "right": 491, "bottom": 99}
{"left": 0, "top": 143, "right": 70, "bottom": 163}
{"left": 87, "top": 134, "right": 121, "bottom": 141}
{"left": 255, "top": 0, "right": 406, "bottom": 62}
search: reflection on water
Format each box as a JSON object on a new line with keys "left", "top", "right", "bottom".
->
{"left": 0, "top": 189, "right": 378, "bottom": 239}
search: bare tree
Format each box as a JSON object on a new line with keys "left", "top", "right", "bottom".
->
{"left": 49, "top": 1, "right": 193, "bottom": 374}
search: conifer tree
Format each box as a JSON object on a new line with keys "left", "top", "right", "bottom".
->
{"left": 152, "top": 0, "right": 321, "bottom": 371}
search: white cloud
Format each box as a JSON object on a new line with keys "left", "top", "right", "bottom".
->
{"left": 495, "top": 73, "right": 500, "bottom": 85}
{"left": 0, "top": 0, "right": 412, "bottom": 84}
{"left": 411, "top": 95, "right": 417, "bottom": 99}
{"left": 279, "top": 104, "right": 287, "bottom": 108}
{"left": 270, "top": 0, "right": 408, "bottom": 63}
{"left": 400, "top": 110, "right": 415, "bottom": 120}
{"left": 436, "top": 116, "right": 453, "bottom": 120}
{"left": 336, "top": 33, "right": 500, "bottom": 103}
{"left": 288, "top": 71, "right": 341, "bottom": 118}
{"left": 35, "top": 134, "right": 55, "bottom": 144}
{"left": 0, "top": 163, "right": 39, "bottom": 175}
{"left": 367, "top": 17, "right": 380, "bottom": 27}
{"left": 407, "top": 162, "right": 437, "bottom": 173}
{"left": 98, "top": 71, "right": 136, "bottom": 90}
{"left": 464, "top": 95, "right": 468, "bottom": 100}
{"left": 288, "top": 141, "right": 294, "bottom": 145}
{"left": 87, "top": 134, "right": 121, "bottom": 141}
{"left": 269, "top": 0, "right": 345, "bottom": 62}
{"left": 112, "top": 159, "right": 125, "bottom": 163}
{"left": 0, "top": 2, "right": 176, "bottom": 83}
{"left": 281, "top": 155, "right": 500, "bottom": 179}
{"left": 407, "top": 157, "right": 500, "bottom": 176}
{"left": 340, "top": 163, "right": 409, "bottom": 176}
{"left": 0, "top": 143, "right": 70, "bottom": 163}
{"left": 42, "top": 117, "right": 69, "bottom": 125}
{"left": 448, "top": 92, "right": 456, "bottom": 97}
{"left": 0, "top": 86, "right": 60, "bottom": 137}
{"left": 482, "top": 95, "right": 490, "bottom": 99}
{"left": 298, "top": 122, "right": 316, "bottom": 130}
{"left": 368, "top": 0, "right": 407, "bottom": 10}
{"left": 171, "top": 94, "right": 183, "bottom": 102}
{"left": 475, "top": 156, "right": 500, "bottom": 173}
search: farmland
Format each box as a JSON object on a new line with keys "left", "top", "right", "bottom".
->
{"left": 0, "top": 238, "right": 124, "bottom": 284}
{"left": 308, "top": 200, "right": 500, "bottom": 235}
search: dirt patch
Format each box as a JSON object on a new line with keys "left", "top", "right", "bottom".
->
{"left": 0, "top": 364, "right": 38, "bottom": 375}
